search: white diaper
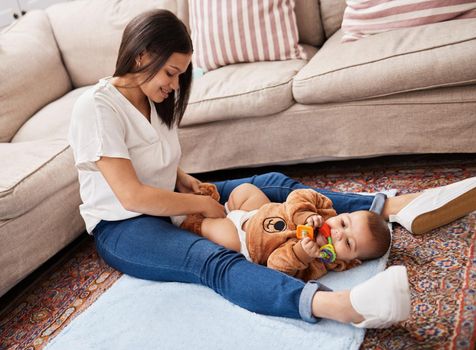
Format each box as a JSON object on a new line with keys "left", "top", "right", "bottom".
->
{"left": 170, "top": 215, "right": 186, "bottom": 227}
{"left": 225, "top": 204, "right": 258, "bottom": 261}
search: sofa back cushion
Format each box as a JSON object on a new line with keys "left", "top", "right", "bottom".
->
{"left": 341, "top": 0, "right": 476, "bottom": 42}
{"left": 46, "top": 0, "right": 184, "bottom": 88}
{"left": 190, "top": 0, "right": 307, "bottom": 72}
{"left": 0, "top": 11, "right": 71, "bottom": 142}
{"left": 45, "top": 0, "right": 322, "bottom": 84}
{"left": 320, "top": 0, "right": 347, "bottom": 38}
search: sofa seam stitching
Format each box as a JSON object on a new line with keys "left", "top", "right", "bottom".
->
{"left": 188, "top": 79, "right": 293, "bottom": 105}
{"left": 301, "top": 79, "right": 476, "bottom": 104}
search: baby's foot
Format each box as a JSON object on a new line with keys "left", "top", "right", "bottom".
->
{"left": 197, "top": 183, "right": 220, "bottom": 201}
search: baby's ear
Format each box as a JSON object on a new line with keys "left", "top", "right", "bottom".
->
{"left": 346, "top": 259, "right": 362, "bottom": 270}
{"left": 326, "top": 258, "right": 362, "bottom": 271}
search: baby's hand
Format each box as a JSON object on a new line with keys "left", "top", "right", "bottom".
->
{"left": 305, "top": 214, "right": 323, "bottom": 229}
{"left": 301, "top": 237, "right": 321, "bottom": 258}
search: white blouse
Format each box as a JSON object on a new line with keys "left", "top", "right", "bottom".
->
{"left": 68, "top": 78, "right": 181, "bottom": 233}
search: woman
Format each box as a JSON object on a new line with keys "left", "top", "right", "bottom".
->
{"left": 68, "top": 9, "right": 476, "bottom": 328}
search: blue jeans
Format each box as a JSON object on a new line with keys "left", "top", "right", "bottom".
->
{"left": 93, "top": 172, "right": 376, "bottom": 322}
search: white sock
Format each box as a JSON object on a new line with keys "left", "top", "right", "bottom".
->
{"left": 350, "top": 265, "right": 411, "bottom": 329}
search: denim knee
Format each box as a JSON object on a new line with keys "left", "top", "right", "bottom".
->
{"left": 189, "top": 241, "right": 244, "bottom": 291}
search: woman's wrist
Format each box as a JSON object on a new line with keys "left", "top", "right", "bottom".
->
{"left": 175, "top": 168, "right": 186, "bottom": 186}
{"left": 176, "top": 192, "right": 205, "bottom": 214}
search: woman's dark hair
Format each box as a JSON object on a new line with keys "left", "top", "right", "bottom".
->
{"left": 114, "top": 9, "right": 193, "bottom": 128}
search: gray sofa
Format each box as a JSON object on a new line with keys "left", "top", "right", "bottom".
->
{"left": 1, "top": 0, "right": 475, "bottom": 297}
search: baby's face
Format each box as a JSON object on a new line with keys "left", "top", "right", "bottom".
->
{"left": 317, "top": 211, "right": 375, "bottom": 262}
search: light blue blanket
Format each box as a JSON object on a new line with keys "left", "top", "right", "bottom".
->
{"left": 45, "top": 251, "right": 389, "bottom": 350}
{"left": 46, "top": 192, "right": 394, "bottom": 350}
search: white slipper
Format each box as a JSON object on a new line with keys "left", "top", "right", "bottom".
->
{"left": 350, "top": 265, "right": 411, "bottom": 329}
{"left": 389, "top": 177, "right": 476, "bottom": 235}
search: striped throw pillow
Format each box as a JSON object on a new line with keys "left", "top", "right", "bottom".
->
{"left": 341, "top": 0, "right": 476, "bottom": 42}
{"left": 189, "top": 0, "right": 306, "bottom": 72}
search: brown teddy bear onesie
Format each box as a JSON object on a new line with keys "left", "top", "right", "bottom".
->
{"left": 181, "top": 184, "right": 359, "bottom": 281}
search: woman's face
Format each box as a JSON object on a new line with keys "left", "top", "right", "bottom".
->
{"left": 137, "top": 52, "right": 192, "bottom": 103}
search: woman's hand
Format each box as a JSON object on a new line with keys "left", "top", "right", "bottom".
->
{"left": 176, "top": 168, "right": 225, "bottom": 218}
{"left": 199, "top": 196, "right": 226, "bottom": 218}
{"left": 176, "top": 168, "right": 202, "bottom": 194}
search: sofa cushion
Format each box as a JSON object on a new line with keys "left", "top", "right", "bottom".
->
{"left": 12, "top": 87, "right": 91, "bottom": 143}
{"left": 293, "top": 18, "right": 476, "bottom": 104}
{"left": 189, "top": 0, "right": 306, "bottom": 72}
{"left": 46, "top": 0, "right": 180, "bottom": 88}
{"left": 320, "top": 0, "right": 347, "bottom": 38}
{"left": 181, "top": 58, "right": 309, "bottom": 126}
{"left": 0, "top": 11, "right": 71, "bottom": 142}
{"left": 0, "top": 140, "right": 76, "bottom": 220}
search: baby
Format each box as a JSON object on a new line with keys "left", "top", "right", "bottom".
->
{"left": 180, "top": 183, "right": 391, "bottom": 281}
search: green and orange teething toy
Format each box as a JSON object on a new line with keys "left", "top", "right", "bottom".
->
{"left": 296, "top": 223, "right": 336, "bottom": 263}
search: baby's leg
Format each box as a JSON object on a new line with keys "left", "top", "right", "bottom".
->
{"left": 227, "top": 183, "right": 271, "bottom": 211}
{"left": 201, "top": 218, "right": 241, "bottom": 252}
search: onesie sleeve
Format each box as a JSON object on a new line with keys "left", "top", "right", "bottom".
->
{"left": 69, "top": 91, "right": 130, "bottom": 171}
{"left": 284, "top": 189, "right": 337, "bottom": 225}
{"left": 267, "top": 239, "right": 328, "bottom": 281}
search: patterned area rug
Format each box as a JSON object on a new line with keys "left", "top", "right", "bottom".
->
{"left": 298, "top": 166, "right": 476, "bottom": 350}
{"left": 0, "top": 160, "right": 475, "bottom": 350}
{"left": 0, "top": 241, "right": 121, "bottom": 350}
